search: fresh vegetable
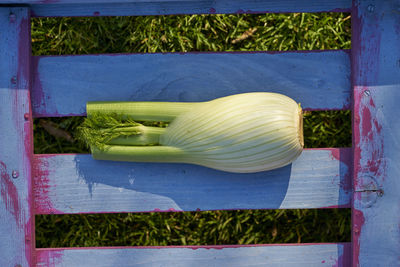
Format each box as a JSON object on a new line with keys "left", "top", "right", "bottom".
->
{"left": 78, "top": 92, "right": 303, "bottom": 173}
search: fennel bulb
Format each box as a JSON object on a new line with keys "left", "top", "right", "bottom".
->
{"left": 78, "top": 92, "right": 303, "bottom": 173}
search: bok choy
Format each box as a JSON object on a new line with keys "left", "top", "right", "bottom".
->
{"left": 78, "top": 92, "right": 304, "bottom": 173}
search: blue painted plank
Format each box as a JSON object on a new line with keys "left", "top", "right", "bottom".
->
{"left": 33, "top": 148, "right": 351, "bottom": 214}
{"left": 36, "top": 243, "right": 351, "bottom": 267}
{"left": 0, "top": 7, "right": 34, "bottom": 267}
{"left": 0, "top": 0, "right": 351, "bottom": 17}
{"left": 352, "top": 1, "right": 400, "bottom": 266}
{"left": 32, "top": 51, "right": 350, "bottom": 117}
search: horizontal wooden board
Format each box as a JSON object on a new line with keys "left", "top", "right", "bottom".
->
{"left": 36, "top": 243, "right": 351, "bottom": 267}
{"left": 32, "top": 148, "right": 351, "bottom": 214}
{"left": 5, "top": 0, "right": 352, "bottom": 17}
{"left": 32, "top": 51, "right": 351, "bottom": 117}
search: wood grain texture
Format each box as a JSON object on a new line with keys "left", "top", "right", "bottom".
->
{"left": 32, "top": 148, "right": 351, "bottom": 214}
{"left": 36, "top": 243, "right": 351, "bottom": 267}
{"left": 0, "top": 7, "right": 34, "bottom": 267}
{"left": 352, "top": 1, "right": 400, "bottom": 266}
{"left": 0, "top": 0, "right": 351, "bottom": 17}
{"left": 32, "top": 51, "right": 350, "bottom": 117}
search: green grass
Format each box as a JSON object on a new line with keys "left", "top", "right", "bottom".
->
{"left": 32, "top": 13, "right": 350, "bottom": 55}
{"left": 32, "top": 12, "right": 352, "bottom": 248}
{"left": 37, "top": 209, "right": 350, "bottom": 248}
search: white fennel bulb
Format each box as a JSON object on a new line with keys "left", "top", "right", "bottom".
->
{"left": 160, "top": 93, "right": 303, "bottom": 173}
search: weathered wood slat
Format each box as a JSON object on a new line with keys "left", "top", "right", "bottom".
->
{"left": 2, "top": 0, "right": 351, "bottom": 17}
{"left": 33, "top": 148, "right": 351, "bottom": 214}
{"left": 351, "top": 1, "right": 400, "bottom": 266}
{"left": 0, "top": 7, "right": 34, "bottom": 267}
{"left": 36, "top": 243, "right": 351, "bottom": 267}
{"left": 32, "top": 50, "right": 350, "bottom": 117}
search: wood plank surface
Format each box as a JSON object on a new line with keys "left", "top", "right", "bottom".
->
{"left": 32, "top": 50, "right": 351, "bottom": 117}
{"left": 33, "top": 148, "right": 351, "bottom": 214}
{"left": 0, "top": 1, "right": 351, "bottom": 17}
{"left": 0, "top": 7, "right": 34, "bottom": 267}
{"left": 36, "top": 243, "right": 351, "bottom": 267}
{"left": 352, "top": 1, "right": 400, "bottom": 266}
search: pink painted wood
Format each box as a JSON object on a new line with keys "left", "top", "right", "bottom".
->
{"left": 351, "top": 0, "right": 400, "bottom": 266}
{"left": 1, "top": 1, "right": 399, "bottom": 266}
{"left": 0, "top": 7, "right": 35, "bottom": 267}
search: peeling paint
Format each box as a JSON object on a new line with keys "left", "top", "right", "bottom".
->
{"left": 24, "top": 98, "right": 35, "bottom": 266}
{"left": 356, "top": 90, "right": 386, "bottom": 181}
{"left": 25, "top": 216, "right": 36, "bottom": 266}
{"left": 37, "top": 249, "right": 63, "bottom": 267}
{"left": 0, "top": 161, "right": 21, "bottom": 226}
{"left": 352, "top": 208, "right": 365, "bottom": 267}
{"left": 32, "top": 156, "right": 62, "bottom": 214}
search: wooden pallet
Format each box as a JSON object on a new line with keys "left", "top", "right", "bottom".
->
{"left": 0, "top": 1, "right": 398, "bottom": 266}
